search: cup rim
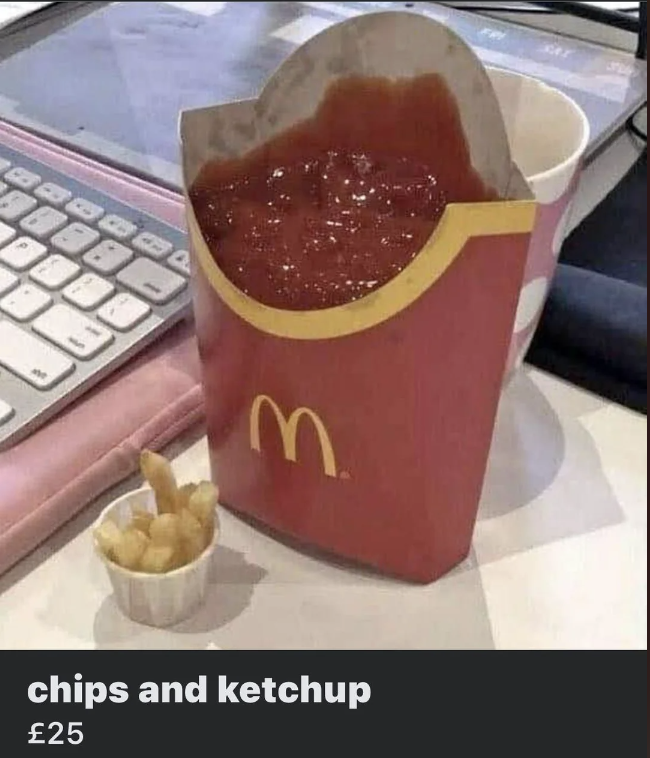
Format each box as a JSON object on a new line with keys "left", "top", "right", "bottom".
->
{"left": 486, "top": 66, "right": 590, "bottom": 185}
{"left": 93, "top": 486, "right": 218, "bottom": 581}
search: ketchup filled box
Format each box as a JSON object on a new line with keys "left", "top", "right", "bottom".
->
{"left": 180, "top": 12, "right": 536, "bottom": 583}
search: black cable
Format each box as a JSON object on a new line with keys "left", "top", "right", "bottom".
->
{"left": 635, "top": 1, "right": 646, "bottom": 59}
{"left": 530, "top": 1, "right": 640, "bottom": 33}
{"left": 627, "top": 107, "right": 647, "bottom": 143}
{"left": 438, "top": 3, "right": 557, "bottom": 12}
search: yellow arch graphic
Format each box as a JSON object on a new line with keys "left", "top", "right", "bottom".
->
{"left": 187, "top": 198, "right": 535, "bottom": 340}
{"left": 249, "top": 394, "right": 337, "bottom": 478}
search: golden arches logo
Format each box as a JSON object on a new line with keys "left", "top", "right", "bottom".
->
{"left": 249, "top": 395, "right": 337, "bottom": 478}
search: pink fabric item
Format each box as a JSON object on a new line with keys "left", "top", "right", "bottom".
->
{"left": 0, "top": 121, "right": 205, "bottom": 576}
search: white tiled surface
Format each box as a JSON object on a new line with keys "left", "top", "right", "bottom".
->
{"left": 0, "top": 367, "right": 645, "bottom": 650}
{"left": 481, "top": 524, "right": 647, "bottom": 650}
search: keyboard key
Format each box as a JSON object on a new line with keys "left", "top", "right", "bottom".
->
{"left": 0, "top": 237, "right": 47, "bottom": 271}
{"left": 30, "top": 255, "right": 81, "bottom": 290}
{"left": 0, "top": 158, "right": 10, "bottom": 174}
{"left": 33, "top": 304, "right": 114, "bottom": 360}
{"left": 132, "top": 231, "right": 173, "bottom": 260}
{"left": 0, "top": 189, "right": 37, "bottom": 222}
{"left": 51, "top": 222, "right": 100, "bottom": 256}
{"left": 98, "top": 293, "right": 151, "bottom": 331}
{"left": 34, "top": 182, "right": 72, "bottom": 207}
{"left": 0, "top": 398, "right": 13, "bottom": 425}
{"left": 117, "top": 258, "right": 187, "bottom": 304}
{"left": 98, "top": 213, "right": 137, "bottom": 240}
{"left": 0, "top": 265, "right": 18, "bottom": 296}
{"left": 4, "top": 166, "right": 41, "bottom": 191}
{"left": 0, "top": 320, "right": 74, "bottom": 390}
{"left": 83, "top": 239, "right": 133, "bottom": 275}
{"left": 0, "top": 181, "right": 7, "bottom": 196}
{"left": 0, "top": 283, "right": 52, "bottom": 321}
{"left": 65, "top": 197, "right": 104, "bottom": 223}
{"left": 19, "top": 206, "right": 68, "bottom": 239}
{"left": 166, "top": 249, "right": 191, "bottom": 277}
{"left": 63, "top": 273, "right": 115, "bottom": 310}
{"left": 0, "top": 220, "right": 16, "bottom": 247}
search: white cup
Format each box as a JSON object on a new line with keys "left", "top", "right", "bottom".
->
{"left": 93, "top": 487, "right": 218, "bottom": 627}
{"left": 487, "top": 68, "right": 590, "bottom": 375}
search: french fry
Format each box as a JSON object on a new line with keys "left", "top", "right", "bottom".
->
{"left": 112, "top": 528, "right": 149, "bottom": 570}
{"left": 178, "top": 507, "right": 206, "bottom": 562}
{"left": 188, "top": 481, "right": 219, "bottom": 545}
{"left": 175, "top": 483, "right": 198, "bottom": 514}
{"left": 97, "top": 471, "right": 220, "bottom": 575}
{"left": 139, "top": 545, "right": 176, "bottom": 574}
{"left": 149, "top": 513, "right": 181, "bottom": 548}
{"left": 139, "top": 449, "right": 178, "bottom": 514}
{"left": 130, "top": 505, "right": 154, "bottom": 536}
{"left": 169, "top": 549, "right": 187, "bottom": 571}
{"left": 188, "top": 481, "right": 218, "bottom": 525}
{"left": 94, "top": 519, "right": 123, "bottom": 559}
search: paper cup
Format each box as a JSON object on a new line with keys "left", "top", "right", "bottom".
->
{"left": 93, "top": 488, "right": 217, "bottom": 627}
{"left": 487, "top": 68, "right": 590, "bottom": 376}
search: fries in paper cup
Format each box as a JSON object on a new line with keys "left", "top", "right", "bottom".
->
{"left": 92, "top": 450, "right": 220, "bottom": 627}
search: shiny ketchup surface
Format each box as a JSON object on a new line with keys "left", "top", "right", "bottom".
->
{"left": 190, "top": 74, "right": 497, "bottom": 310}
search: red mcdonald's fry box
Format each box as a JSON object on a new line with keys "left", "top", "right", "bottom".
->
{"left": 180, "top": 13, "right": 537, "bottom": 583}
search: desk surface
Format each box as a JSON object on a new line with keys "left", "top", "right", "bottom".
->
{"left": 0, "top": 367, "right": 645, "bottom": 650}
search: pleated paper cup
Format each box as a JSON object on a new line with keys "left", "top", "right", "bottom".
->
{"left": 93, "top": 487, "right": 217, "bottom": 627}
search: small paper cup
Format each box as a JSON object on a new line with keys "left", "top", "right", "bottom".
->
{"left": 93, "top": 487, "right": 217, "bottom": 627}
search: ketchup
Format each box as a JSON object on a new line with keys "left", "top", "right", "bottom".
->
{"left": 190, "top": 74, "right": 497, "bottom": 310}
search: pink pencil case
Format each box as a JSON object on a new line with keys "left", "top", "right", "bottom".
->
{"left": 0, "top": 121, "right": 205, "bottom": 577}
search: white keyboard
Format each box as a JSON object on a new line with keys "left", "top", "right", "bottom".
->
{"left": 0, "top": 144, "right": 192, "bottom": 450}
